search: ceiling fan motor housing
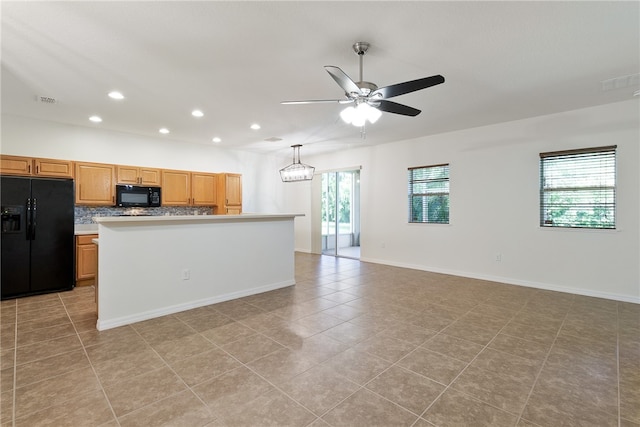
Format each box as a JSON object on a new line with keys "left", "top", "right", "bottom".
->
{"left": 349, "top": 81, "right": 378, "bottom": 98}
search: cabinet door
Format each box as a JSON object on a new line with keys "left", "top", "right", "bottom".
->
{"left": 161, "top": 170, "right": 191, "bottom": 205}
{"left": 225, "top": 174, "right": 242, "bottom": 206}
{"left": 140, "top": 168, "right": 161, "bottom": 186}
{"left": 116, "top": 166, "right": 140, "bottom": 184}
{"left": 76, "top": 235, "right": 98, "bottom": 284}
{"left": 0, "top": 155, "right": 33, "bottom": 175}
{"left": 75, "top": 163, "right": 115, "bottom": 205}
{"left": 191, "top": 173, "right": 217, "bottom": 206}
{"left": 34, "top": 158, "right": 74, "bottom": 178}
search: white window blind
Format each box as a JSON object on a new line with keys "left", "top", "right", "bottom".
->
{"left": 408, "top": 164, "right": 449, "bottom": 224}
{"left": 540, "top": 146, "right": 616, "bottom": 229}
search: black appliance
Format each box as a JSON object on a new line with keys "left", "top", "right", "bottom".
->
{"left": 1, "top": 176, "right": 75, "bottom": 299}
{"left": 115, "top": 185, "right": 161, "bottom": 207}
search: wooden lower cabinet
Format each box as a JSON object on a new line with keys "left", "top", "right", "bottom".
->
{"left": 76, "top": 234, "right": 98, "bottom": 286}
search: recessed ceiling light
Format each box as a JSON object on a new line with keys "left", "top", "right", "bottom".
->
{"left": 159, "top": 128, "right": 170, "bottom": 134}
{"left": 212, "top": 137, "right": 222, "bottom": 143}
{"left": 250, "top": 123, "right": 261, "bottom": 130}
{"left": 108, "top": 91, "right": 124, "bottom": 100}
{"left": 192, "top": 109, "right": 204, "bottom": 118}
{"left": 89, "top": 115, "right": 102, "bottom": 123}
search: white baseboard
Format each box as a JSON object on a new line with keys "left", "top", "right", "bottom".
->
{"left": 96, "top": 279, "right": 294, "bottom": 331}
{"left": 360, "top": 256, "right": 640, "bottom": 304}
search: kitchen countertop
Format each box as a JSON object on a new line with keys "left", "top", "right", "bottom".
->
{"left": 93, "top": 213, "right": 303, "bottom": 224}
{"left": 74, "top": 224, "right": 99, "bottom": 235}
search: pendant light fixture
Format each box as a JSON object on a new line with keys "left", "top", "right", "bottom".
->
{"left": 279, "top": 144, "right": 315, "bottom": 182}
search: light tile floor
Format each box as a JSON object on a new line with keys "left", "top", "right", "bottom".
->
{"left": 1, "top": 253, "right": 638, "bottom": 426}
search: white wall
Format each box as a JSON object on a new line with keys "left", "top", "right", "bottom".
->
{"left": 3, "top": 100, "right": 639, "bottom": 302}
{"left": 285, "top": 100, "right": 640, "bottom": 302}
{"left": 0, "top": 114, "right": 286, "bottom": 214}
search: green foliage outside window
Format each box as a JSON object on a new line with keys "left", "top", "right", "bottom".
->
{"left": 408, "top": 164, "right": 450, "bottom": 224}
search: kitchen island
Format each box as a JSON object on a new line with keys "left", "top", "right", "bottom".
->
{"left": 93, "top": 214, "right": 302, "bottom": 330}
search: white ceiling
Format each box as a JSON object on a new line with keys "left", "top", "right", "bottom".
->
{"left": 2, "top": 1, "right": 639, "bottom": 157}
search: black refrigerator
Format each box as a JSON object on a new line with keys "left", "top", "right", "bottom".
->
{"left": 1, "top": 176, "right": 75, "bottom": 299}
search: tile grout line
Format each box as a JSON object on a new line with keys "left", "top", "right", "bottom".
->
{"left": 59, "top": 289, "right": 123, "bottom": 427}
{"left": 512, "top": 300, "right": 572, "bottom": 426}
{"left": 194, "top": 300, "right": 390, "bottom": 426}
{"left": 128, "top": 315, "right": 222, "bottom": 422}
{"left": 616, "top": 301, "right": 621, "bottom": 427}
{"left": 416, "top": 295, "right": 536, "bottom": 424}
{"left": 11, "top": 298, "right": 18, "bottom": 427}
{"left": 309, "top": 294, "right": 512, "bottom": 425}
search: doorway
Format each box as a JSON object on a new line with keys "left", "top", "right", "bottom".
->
{"left": 321, "top": 169, "right": 360, "bottom": 259}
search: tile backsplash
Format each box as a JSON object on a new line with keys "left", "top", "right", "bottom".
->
{"left": 74, "top": 206, "right": 213, "bottom": 224}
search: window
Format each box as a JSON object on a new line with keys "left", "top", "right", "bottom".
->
{"left": 540, "top": 146, "right": 616, "bottom": 229}
{"left": 408, "top": 164, "right": 449, "bottom": 223}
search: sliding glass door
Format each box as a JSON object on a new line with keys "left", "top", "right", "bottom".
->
{"left": 321, "top": 169, "right": 360, "bottom": 259}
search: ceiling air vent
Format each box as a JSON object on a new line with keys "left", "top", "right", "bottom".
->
{"left": 36, "top": 95, "right": 58, "bottom": 104}
{"left": 264, "top": 137, "right": 283, "bottom": 142}
{"left": 601, "top": 73, "right": 639, "bottom": 91}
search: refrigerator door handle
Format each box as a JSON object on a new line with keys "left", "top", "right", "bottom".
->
{"left": 30, "top": 198, "right": 37, "bottom": 240}
{"left": 26, "top": 198, "right": 32, "bottom": 240}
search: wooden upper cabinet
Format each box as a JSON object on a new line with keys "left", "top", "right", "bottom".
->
{"left": 215, "top": 173, "right": 242, "bottom": 214}
{"left": 140, "top": 168, "right": 161, "bottom": 186}
{"left": 75, "top": 162, "right": 115, "bottom": 205}
{"left": 34, "top": 158, "right": 74, "bottom": 178}
{"left": 191, "top": 173, "right": 217, "bottom": 206}
{"left": 0, "top": 155, "right": 73, "bottom": 178}
{"left": 225, "top": 174, "right": 242, "bottom": 206}
{"left": 117, "top": 166, "right": 161, "bottom": 186}
{"left": 161, "top": 170, "right": 191, "bottom": 205}
{"left": 0, "top": 155, "right": 32, "bottom": 175}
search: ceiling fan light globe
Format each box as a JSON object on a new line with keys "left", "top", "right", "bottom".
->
{"left": 352, "top": 115, "right": 366, "bottom": 127}
{"left": 367, "top": 106, "right": 382, "bottom": 123}
{"left": 340, "top": 106, "right": 356, "bottom": 124}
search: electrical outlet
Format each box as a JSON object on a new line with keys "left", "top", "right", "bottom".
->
{"left": 495, "top": 253, "right": 502, "bottom": 262}
{"left": 181, "top": 269, "right": 190, "bottom": 280}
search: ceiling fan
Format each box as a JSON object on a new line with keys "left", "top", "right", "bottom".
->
{"left": 282, "top": 42, "right": 445, "bottom": 126}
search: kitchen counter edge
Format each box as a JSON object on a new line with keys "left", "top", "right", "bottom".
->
{"left": 93, "top": 213, "right": 304, "bottom": 224}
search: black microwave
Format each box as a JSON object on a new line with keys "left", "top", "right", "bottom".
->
{"left": 115, "top": 185, "right": 161, "bottom": 207}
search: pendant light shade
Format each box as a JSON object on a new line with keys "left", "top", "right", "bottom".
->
{"left": 279, "top": 144, "right": 315, "bottom": 182}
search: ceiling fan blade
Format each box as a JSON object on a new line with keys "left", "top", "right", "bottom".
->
{"left": 371, "top": 75, "right": 445, "bottom": 100}
{"left": 281, "top": 99, "right": 352, "bottom": 105}
{"left": 375, "top": 100, "right": 421, "bottom": 117}
{"left": 324, "top": 66, "right": 362, "bottom": 96}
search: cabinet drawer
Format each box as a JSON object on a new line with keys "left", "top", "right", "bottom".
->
{"left": 76, "top": 234, "right": 98, "bottom": 245}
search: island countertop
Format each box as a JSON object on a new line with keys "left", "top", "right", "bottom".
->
{"left": 93, "top": 213, "right": 303, "bottom": 224}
